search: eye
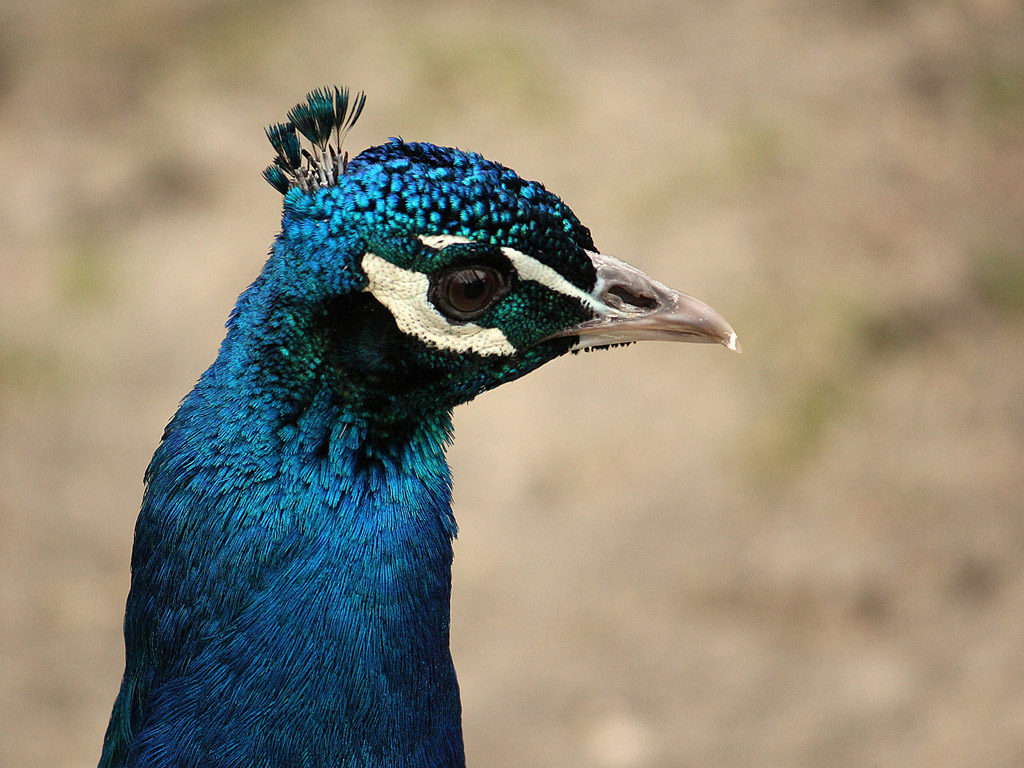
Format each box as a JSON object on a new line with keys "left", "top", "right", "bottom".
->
{"left": 430, "top": 265, "right": 511, "bottom": 321}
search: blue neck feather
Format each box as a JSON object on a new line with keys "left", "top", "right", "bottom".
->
{"left": 101, "top": 261, "right": 466, "bottom": 767}
{"left": 101, "top": 131, "right": 599, "bottom": 768}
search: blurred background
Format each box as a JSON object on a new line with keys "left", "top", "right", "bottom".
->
{"left": 2, "top": 1, "right": 1023, "bottom": 766}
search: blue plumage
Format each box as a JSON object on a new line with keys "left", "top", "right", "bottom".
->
{"left": 100, "top": 88, "right": 737, "bottom": 767}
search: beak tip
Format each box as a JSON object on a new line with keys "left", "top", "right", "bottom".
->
{"left": 724, "top": 331, "right": 741, "bottom": 354}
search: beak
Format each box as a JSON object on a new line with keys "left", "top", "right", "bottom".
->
{"left": 549, "top": 251, "right": 740, "bottom": 352}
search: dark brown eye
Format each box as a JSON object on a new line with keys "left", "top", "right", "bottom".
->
{"left": 430, "top": 265, "right": 509, "bottom": 321}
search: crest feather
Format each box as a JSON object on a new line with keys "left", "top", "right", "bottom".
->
{"left": 263, "top": 86, "right": 367, "bottom": 194}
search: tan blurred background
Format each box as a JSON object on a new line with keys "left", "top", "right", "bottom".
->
{"left": 2, "top": 1, "right": 1023, "bottom": 766}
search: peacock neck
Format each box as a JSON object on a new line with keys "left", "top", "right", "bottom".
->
{"left": 106, "top": 342, "right": 467, "bottom": 767}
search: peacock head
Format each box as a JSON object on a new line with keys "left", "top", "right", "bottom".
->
{"left": 259, "top": 88, "right": 738, "bottom": 423}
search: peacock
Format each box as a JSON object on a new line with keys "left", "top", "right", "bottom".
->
{"left": 98, "top": 87, "right": 738, "bottom": 768}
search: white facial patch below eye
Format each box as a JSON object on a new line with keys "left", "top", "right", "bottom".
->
{"left": 361, "top": 252, "right": 517, "bottom": 357}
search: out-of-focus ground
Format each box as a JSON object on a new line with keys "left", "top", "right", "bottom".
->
{"left": 2, "top": 1, "right": 1023, "bottom": 766}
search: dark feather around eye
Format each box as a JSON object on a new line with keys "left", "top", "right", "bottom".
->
{"left": 430, "top": 265, "right": 512, "bottom": 321}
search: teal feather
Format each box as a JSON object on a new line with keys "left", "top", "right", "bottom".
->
{"left": 98, "top": 86, "right": 736, "bottom": 768}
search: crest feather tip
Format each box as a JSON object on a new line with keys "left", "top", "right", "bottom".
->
{"left": 264, "top": 86, "right": 367, "bottom": 194}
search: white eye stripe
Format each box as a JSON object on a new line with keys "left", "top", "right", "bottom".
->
{"left": 418, "top": 234, "right": 474, "bottom": 250}
{"left": 361, "top": 252, "right": 516, "bottom": 357}
{"left": 499, "top": 246, "right": 608, "bottom": 315}
{"left": 417, "top": 234, "right": 608, "bottom": 316}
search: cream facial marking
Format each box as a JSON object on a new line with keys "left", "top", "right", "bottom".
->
{"left": 420, "top": 234, "right": 604, "bottom": 309}
{"left": 418, "top": 234, "right": 474, "bottom": 250}
{"left": 361, "top": 252, "right": 517, "bottom": 356}
{"left": 499, "top": 247, "right": 609, "bottom": 315}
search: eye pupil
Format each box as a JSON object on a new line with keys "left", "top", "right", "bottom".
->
{"left": 451, "top": 271, "right": 490, "bottom": 306}
{"left": 432, "top": 265, "right": 509, "bottom": 320}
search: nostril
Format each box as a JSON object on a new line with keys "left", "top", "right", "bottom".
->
{"left": 608, "top": 284, "right": 658, "bottom": 310}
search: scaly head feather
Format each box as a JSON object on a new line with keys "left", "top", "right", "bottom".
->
{"left": 248, "top": 88, "right": 737, "bottom": 428}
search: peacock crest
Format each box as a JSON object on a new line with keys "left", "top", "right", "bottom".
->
{"left": 263, "top": 86, "right": 367, "bottom": 194}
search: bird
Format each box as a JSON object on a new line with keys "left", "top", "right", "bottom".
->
{"left": 98, "top": 86, "right": 738, "bottom": 768}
